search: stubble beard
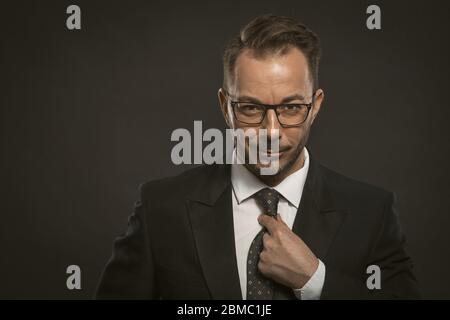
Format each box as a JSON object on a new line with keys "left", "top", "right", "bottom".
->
{"left": 245, "top": 127, "right": 311, "bottom": 184}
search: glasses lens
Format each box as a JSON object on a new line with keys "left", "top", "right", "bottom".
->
{"left": 234, "top": 103, "right": 265, "bottom": 123}
{"left": 277, "top": 105, "right": 309, "bottom": 125}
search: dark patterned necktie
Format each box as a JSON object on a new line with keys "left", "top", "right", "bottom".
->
{"left": 246, "top": 188, "right": 280, "bottom": 300}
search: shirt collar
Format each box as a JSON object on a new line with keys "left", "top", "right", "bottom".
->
{"left": 231, "top": 147, "right": 310, "bottom": 208}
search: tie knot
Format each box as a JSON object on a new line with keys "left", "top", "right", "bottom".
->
{"left": 254, "top": 188, "right": 280, "bottom": 217}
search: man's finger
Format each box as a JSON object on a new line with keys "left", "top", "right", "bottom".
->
{"left": 262, "top": 231, "right": 271, "bottom": 245}
{"left": 276, "top": 214, "right": 288, "bottom": 227}
{"left": 258, "top": 214, "right": 279, "bottom": 234}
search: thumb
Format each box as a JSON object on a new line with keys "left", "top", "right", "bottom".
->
{"left": 276, "top": 214, "right": 288, "bottom": 227}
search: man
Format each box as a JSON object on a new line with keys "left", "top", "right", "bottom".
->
{"left": 96, "top": 14, "right": 420, "bottom": 299}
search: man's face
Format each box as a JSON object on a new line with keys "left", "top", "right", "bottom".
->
{"left": 219, "top": 47, "right": 324, "bottom": 181}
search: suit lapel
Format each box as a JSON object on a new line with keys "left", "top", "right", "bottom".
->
{"left": 273, "top": 156, "right": 349, "bottom": 300}
{"left": 292, "top": 169, "right": 348, "bottom": 262}
{"left": 186, "top": 165, "right": 242, "bottom": 299}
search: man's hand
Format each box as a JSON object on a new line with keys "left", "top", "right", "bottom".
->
{"left": 257, "top": 214, "right": 319, "bottom": 289}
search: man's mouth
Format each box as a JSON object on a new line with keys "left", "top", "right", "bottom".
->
{"left": 262, "top": 147, "right": 289, "bottom": 157}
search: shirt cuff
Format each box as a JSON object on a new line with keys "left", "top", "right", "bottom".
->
{"left": 292, "top": 259, "right": 326, "bottom": 300}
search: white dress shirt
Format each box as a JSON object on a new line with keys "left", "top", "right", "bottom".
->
{"left": 230, "top": 147, "right": 326, "bottom": 300}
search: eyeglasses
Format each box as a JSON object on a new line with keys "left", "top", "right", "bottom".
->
{"left": 224, "top": 89, "right": 316, "bottom": 127}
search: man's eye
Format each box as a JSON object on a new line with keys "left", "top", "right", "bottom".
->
{"left": 241, "top": 104, "right": 260, "bottom": 112}
{"left": 281, "top": 105, "right": 300, "bottom": 111}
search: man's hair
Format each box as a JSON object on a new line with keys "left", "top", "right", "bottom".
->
{"left": 222, "top": 14, "right": 321, "bottom": 92}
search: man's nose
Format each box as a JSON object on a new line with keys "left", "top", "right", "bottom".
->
{"left": 262, "top": 109, "right": 280, "bottom": 129}
{"left": 261, "top": 109, "right": 282, "bottom": 138}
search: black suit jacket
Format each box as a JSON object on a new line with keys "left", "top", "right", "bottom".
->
{"left": 96, "top": 155, "right": 420, "bottom": 299}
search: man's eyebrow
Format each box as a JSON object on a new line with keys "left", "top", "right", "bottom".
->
{"left": 280, "top": 94, "right": 306, "bottom": 103}
{"left": 236, "top": 93, "right": 306, "bottom": 103}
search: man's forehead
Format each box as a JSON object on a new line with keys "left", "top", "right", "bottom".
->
{"left": 232, "top": 47, "right": 311, "bottom": 92}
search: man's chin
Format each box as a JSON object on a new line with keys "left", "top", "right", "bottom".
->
{"left": 245, "top": 159, "right": 286, "bottom": 177}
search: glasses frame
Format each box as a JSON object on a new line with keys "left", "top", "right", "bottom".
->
{"left": 224, "top": 89, "right": 316, "bottom": 128}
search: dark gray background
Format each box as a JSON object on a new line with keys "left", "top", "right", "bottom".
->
{"left": 1, "top": 0, "right": 449, "bottom": 299}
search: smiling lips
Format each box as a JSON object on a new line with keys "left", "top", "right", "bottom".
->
{"left": 263, "top": 147, "right": 289, "bottom": 157}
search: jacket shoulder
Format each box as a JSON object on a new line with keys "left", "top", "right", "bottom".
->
{"left": 139, "top": 164, "right": 227, "bottom": 200}
{"left": 319, "top": 164, "right": 394, "bottom": 205}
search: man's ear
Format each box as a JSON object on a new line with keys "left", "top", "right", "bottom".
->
{"left": 310, "top": 88, "right": 324, "bottom": 124}
{"left": 218, "top": 88, "right": 233, "bottom": 128}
